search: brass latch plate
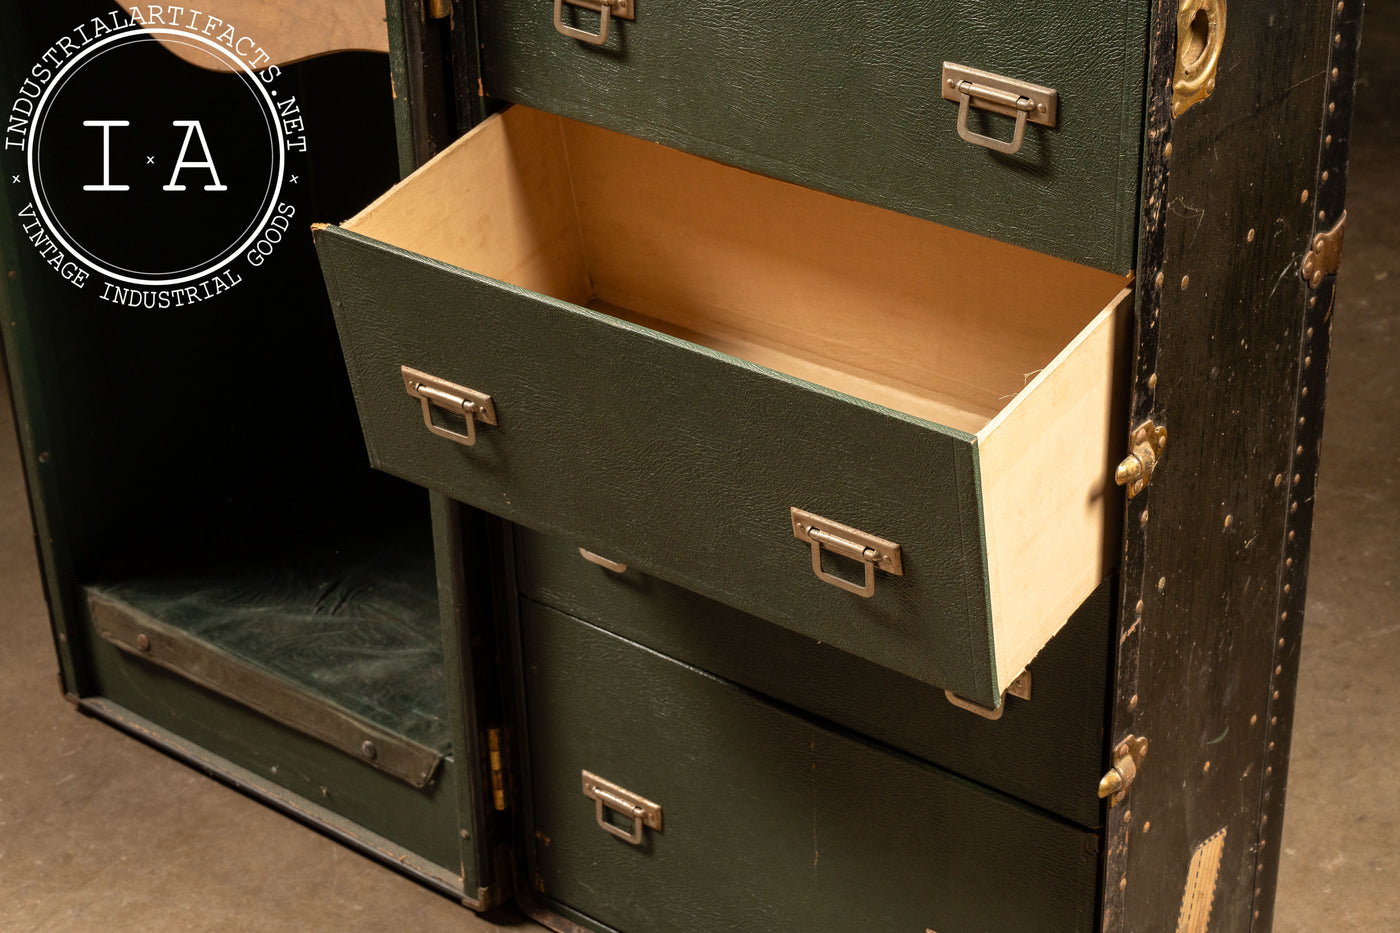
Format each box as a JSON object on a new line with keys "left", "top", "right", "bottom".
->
{"left": 1115, "top": 420, "right": 1168, "bottom": 499}
{"left": 791, "top": 508, "right": 903, "bottom": 598}
{"left": 1173, "top": 0, "right": 1226, "bottom": 117}
{"left": 1302, "top": 211, "right": 1347, "bottom": 288}
{"left": 1099, "top": 734, "right": 1149, "bottom": 806}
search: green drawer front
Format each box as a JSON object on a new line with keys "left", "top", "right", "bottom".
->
{"left": 512, "top": 526, "right": 1113, "bottom": 830}
{"left": 318, "top": 228, "right": 1001, "bottom": 706}
{"left": 517, "top": 601, "right": 1100, "bottom": 933}
{"left": 479, "top": 0, "right": 1148, "bottom": 273}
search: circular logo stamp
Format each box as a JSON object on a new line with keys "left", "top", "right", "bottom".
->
{"left": 5, "top": 8, "right": 308, "bottom": 307}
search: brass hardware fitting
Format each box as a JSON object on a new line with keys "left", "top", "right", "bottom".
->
{"left": 1100, "top": 734, "right": 1149, "bottom": 806}
{"left": 488, "top": 728, "right": 508, "bottom": 811}
{"left": 1116, "top": 420, "right": 1168, "bottom": 499}
{"left": 1301, "top": 211, "right": 1347, "bottom": 288}
{"left": 402, "top": 365, "right": 497, "bottom": 448}
{"left": 941, "top": 63, "right": 1057, "bottom": 156}
{"left": 426, "top": 0, "right": 452, "bottom": 18}
{"left": 582, "top": 771, "right": 662, "bottom": 845}
{"left": 791, "top": 508, "right": 903, "bottom": 598}
{"left": 1173, "top": 0, "right": 1226, "bottom": 117}
{"left": 554, "top": 0, "right": 634, "bottom": 46}
{"left": 944, "top": 669, "right": 1032, "bottom": 721}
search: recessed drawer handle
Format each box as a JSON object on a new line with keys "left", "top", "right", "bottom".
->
{"left": 402, "top": 365, "right": 497, "bottom": 447}
{"left": 553, "top": 0, "right": 634, "bottom": 46}
{"left": 941, "top": 63, "right": 1057, "bottom": 156}
{"left": 582, "top": 770, "right": 662, "bottom": 845}
{"left": 791, "top": 507, "right": 903, "bottom": 598}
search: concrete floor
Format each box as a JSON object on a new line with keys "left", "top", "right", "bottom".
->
{"left": 3, "top": 11, "right": 1397, "bottom": 933}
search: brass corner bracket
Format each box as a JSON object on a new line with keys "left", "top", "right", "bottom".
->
{"left": 1099, "top": 734, "right": 1149, "bottom": 807}
{"left": 1116, "top": 420, "right": 1168, "bottom": 499}
{"left": 1302, "top": 211, "right": 1347, "bottom": 288}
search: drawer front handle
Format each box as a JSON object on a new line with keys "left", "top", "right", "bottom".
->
{"left": 553, "top": 0, "right": 634, "bottom": 46}
{"left": 791, "top": 507, "right": 903, "bottom": 598}
{"left": 402, "top": 366, "right": 497, "bottom": 447}
{"left": 582, "top": 770, "right": 662, "bottom": 845}
{"left": 941, "top": 63, "right": 1057, "bottom": 156}
{"left": 579, "top": 547, "right": 628, "bottom": 573}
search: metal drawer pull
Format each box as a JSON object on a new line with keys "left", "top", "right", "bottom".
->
{"left": 553, "top": 0, "right": 634, "bottom": 46}
{"left": 941, "top": 63, "right": 1057, "bottom": 156}
{"left": 402, "top": 365, "right": 497, "bottom": 447}
{"left": 791, "top": 507, "right": 903, "bottom": 598}
{"left": 582, "top": 771, "right": 662, "bottom": 845}
{"left": 579, "top": 547, "right": 628, "bottom": 573}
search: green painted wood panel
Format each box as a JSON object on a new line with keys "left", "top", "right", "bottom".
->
{"left": 516, "top": 601, "right": 1100, "bottom": 933}
{"left": 510, "top": 525, "right": 1114, "bottom": 829}
{"left": 478, "top": 0, "right": 1149, "bottom": 272}
{"left": 316, "top": 227, "right": 1001, "bottom": 706}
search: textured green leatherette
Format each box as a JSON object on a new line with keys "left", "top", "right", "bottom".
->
{"left": 478, "top": 0, "right": 1149, "bottom": 272}
{"left": 317, "top": 227, "right": 1000, "bottom": 705}
{"left": 511, "top": 526, "right": 1113, "bottom": 829}
{"left": 518, "top": 602, "right": 1100, "bottom": 933}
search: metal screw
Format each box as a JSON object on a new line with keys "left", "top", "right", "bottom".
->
{"left": 361, "top": 740, "right": 378, "bottom": 760}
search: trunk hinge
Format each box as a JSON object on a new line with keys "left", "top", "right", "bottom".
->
{"left": 1302, "top": 211, "right": 1347, "bottom": 288}
{"left": 487, "top": 727, "right": 508, "bottom": 811}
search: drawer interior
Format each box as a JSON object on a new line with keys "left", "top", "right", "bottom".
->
{"left": 348, "top": 105, "right": 1128, "bottom": 436}
{"left": 342, "top": 104, "right": 1132, "bottom": 693}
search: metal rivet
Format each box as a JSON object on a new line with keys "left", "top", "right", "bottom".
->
{"left": 1124, "top": 810, "right": 1132, "bottom": 824}
{"left": 1181, "top": 274, "right": 1190, "bottom": 290}
{"left": 1272, "top": 691, "right": 1280, "bottom": 701}
{"left": 1319, "top": 210, "right": 1327, "bottom": 220}
{"left": 1294, "top": 473, "right": 1301, "bottom": 484}
{"left": 1322, "top": 170, "right": 1330, "bottom": 182}
{"left": 1281, "top": 611, "right": 1288, "bottom": 621}
{"left": 1291, "top": 502, "right": 1299, "bottom": 513}
{"left": 1251, "top": 714, "right": 1259, "bottom": 725}
{"left": 136, "top": 633, "right": 151, "bottom": 651}
{"left": 460, "top": 828, "right": 471, "bottom": 839}
{"left": 1307, "top": 326, "right": 1314, "bottom": 338}
{"left": 1274, "top": 474, "right": 1283, "bottom": 487}
{"left": 1140, "top": 509, "right": 1150, "bottom": 526}
{"left": 1296, "top": 445, "right": 1304, "bottom": 455}
{"left": 38, "top": 451, "right": 50, "bottom": 463}
{"left": 1165, "top": 141, "right": 1173, "bottom": 158}
{"left": 361, "top": 740, "right": 378, "bottom": 760}
{"left": 1247, "top": 228, "right": 1256, "bottom": 242}
{"left": 1289, "top": 530, "right": 1296, "bottom": 541}
{"left": 1301, "top": 189, "right": 1310, "bottom": 203}
{"left": 1310, "top": 296, "right": 1318, "bottom": 306}
{"left": 1275, "top": 666, "right": 1283, "bottom": 676}
{"left": 1203, "top": 761, "right": 1211, "bottom": 773}
{"left": 1305, "top": 355, "right": 1312, "bottom": 368}
{"left": 1224, "top": 514, "right": 1233, "bottom": 528}
{"left": 1325, "top": 134, "right": 1333, "bottom": 145}
{"left": 1266, "top": 765, "right": 1273, "bottom": 776}
{"left": 1271, "top": 717, "right": 1278, "bottom": 726}
{"left": 1136, "top": 599, "right": 1145, "bottom": 614}
{"left": 1155, "top": 271, "right": 1165, "bottom": 288}
{"left": 1286, "top": 557, "right": 1294, "bottom": 567}
{"left": 1130, "top": 694, "right": 1139, "bottom": 710}
{"left": 1302, "top": 387, "right": 1309, "bottom": 397}
{"left": 1284, "top": 583, "right": 1291, "bottom": 593}
{"left": 1119, "top": 876, "right": 1128, "bottom": 891}
{"left": 1143, "top": 821, "right": 1151, "bottom": 833}
{"left": 1280, "top": 638, "right": 1286, "bottom": 647}
{"left": 1148, "top": 372, "right": 1158, "bottom": 390}
{"left": 1334, "top": 33, "right": 1341, "bottom": 45}
{"left": 1158, "top": 576, "right": 1166, "bottom": 593}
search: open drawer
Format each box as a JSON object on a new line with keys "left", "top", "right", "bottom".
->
{"left": 314, "top": 105, "right": 1131, "bottom": 708}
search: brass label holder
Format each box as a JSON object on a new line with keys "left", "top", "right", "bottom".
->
{"left": 582, "top": 771, "right": 662, "bottom": 845}
{"left": 941, "top": 63, "right": 1057, "bottom": 155}
{"left": 791, "top": 508, "right": 903, "bottom": 598}
{"left": 402, "top": 365, "right": 497, "bottom": 447}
